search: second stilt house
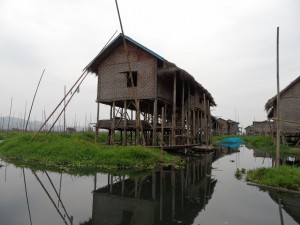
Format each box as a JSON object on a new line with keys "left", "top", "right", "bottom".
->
{"left": 86, "top": 34, "right": 216, "bottom": 147}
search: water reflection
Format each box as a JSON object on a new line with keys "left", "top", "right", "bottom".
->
{"left": 1, "top": 146, "right": 300, "bottom": 225}
{"left": 269, "top": 190, "right": 300, "bottom": 224}
{"left": 92, "top": 154, "right": 216, "bottom": 225}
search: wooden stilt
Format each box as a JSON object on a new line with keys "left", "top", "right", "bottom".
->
{"left": 153, "top": 99, "right": 158, "bottom": 146}
{"left": 111, "top": 101, "right": 115, "bottom": 145}
{"left": 95, "top": 102, "right": 100, "bottom": 143}
{"left": 203, "top": 94, "right": 208, "bottom": 148}
{"left": 181, "top": 82, "right": 185, "bottom": 145}
{"left": 187, "top": 83, "right": 191, "bottom": 144}
{"left": 136, "top": 99, "right": 140, "bottom": 145}
{"left": 123, "top": 100, "right": 127, "bottom": 146}
{"left": 172, "top": 74, "right": 177, "bottom": 145}
{"left": 193, "top": 109, "right": 196, "bottom": 144}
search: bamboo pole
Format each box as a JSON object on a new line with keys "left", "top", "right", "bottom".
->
{"left": 22, "top": 102, "right": 27, "bottom": 131}
{"left": 64, "top": 85, "right": 66, "bottom": 133}
{"left": 25, "top": 69, "right": 45, "bottom": 132}
{"left": 115, "top": 0, "right": 144, "bottom": 145}
{"left": 7, "top": 97, "right": 13, "bottom": 131}
{"left": 41, "top": 73, "right": 88, "bottom": 137}
{"left": 32, "top": 70, "right": 88, "bottom": 140}
{"left": 276, "top": 27, "right": 280, "bottom": 168}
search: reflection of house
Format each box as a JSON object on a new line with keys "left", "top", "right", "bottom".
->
{"left": 86, "top": 34, "right": 216, "bottom": 146}
{"left": 265, "top": 76, "right": 300, "bottom": 145}
{"left": 93, "top": 194, "right": 156, "bottom": 225}
{"left": 92, "top": 154, "right": 216, "bottom": 225}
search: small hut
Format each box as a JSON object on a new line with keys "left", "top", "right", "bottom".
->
{"left": 216, "top": 118, "right": 229, "bottom": 135}
{"left": 265, "top": 76, "right": 300, "bottom": 145}
{"left": 85, "top": 34, "right": 216, "bottom": 147}
{"left": 227, "top": 119, "right": 240, "bottom": 135}
{"left": 245, "top": 125, "right": 253, "bottom": 136}
{"left": 252, "top": 121, "right": 274, "bottom": 136}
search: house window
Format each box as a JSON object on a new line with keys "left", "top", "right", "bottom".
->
{"left": 126, "top": 71, "right": 137, "bottom": 87}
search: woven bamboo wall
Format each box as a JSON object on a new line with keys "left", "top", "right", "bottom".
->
{"left": 97, "top": 43, "right": 157, "bottom": 102}
{"left": 277, "top": 81, "right": 300, "bottom": 133}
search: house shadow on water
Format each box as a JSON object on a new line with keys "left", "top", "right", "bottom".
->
{"left": 91, "top": 154, "right": 217, "bottom": 225}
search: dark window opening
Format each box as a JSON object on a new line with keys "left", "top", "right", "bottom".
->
{"left": 126, "top": 71, "right": 137, "bottom": 87}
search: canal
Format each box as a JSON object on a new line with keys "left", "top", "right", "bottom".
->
{"left": 0, "top": 145, "right": 299, "bottom": 225}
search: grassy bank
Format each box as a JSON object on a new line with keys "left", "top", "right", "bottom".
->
{"left": 246, "top": 166, "right": 300, "bottom": 191}
{"left": 0, "top": 132, "right": 183, "bottom": 173}
{"left": 213, "top": 135, "right": 300, "bottom": 191}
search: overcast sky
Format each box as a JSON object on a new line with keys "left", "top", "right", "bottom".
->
{"left": 0, "top": 0, "right": 299, "bottom": 130}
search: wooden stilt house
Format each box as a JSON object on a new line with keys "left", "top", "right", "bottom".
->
{"left": 86, "top": 34, "right": 216, "bottom": 147}
{"left": 265, "top": 76, "right": 300, "bottom": 145}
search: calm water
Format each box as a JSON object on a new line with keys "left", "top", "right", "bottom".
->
{"left": 0, "top": 146, "right": 299, "bottom": 225}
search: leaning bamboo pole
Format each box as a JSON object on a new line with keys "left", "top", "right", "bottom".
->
{"left": 32, "top": 70, "right": 88, "bottom": 140}
{"left": 46, "top": 73, "right": 88, "bottom": 135}
{"left": 25, "top": 69, "right": 45, "bottom": 132}
{"left": 22, "top": 101, "right": 27, "bottom": 131}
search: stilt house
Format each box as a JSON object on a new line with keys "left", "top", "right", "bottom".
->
{"left": 86, "top": 34, "right": 216, "bottom": 146}
{"left": 265, "top": 75, "right": 300, "bottom": 145}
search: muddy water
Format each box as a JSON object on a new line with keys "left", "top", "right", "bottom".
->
{"left": 0, "top": 146, "right": 299, "bottom": 225}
